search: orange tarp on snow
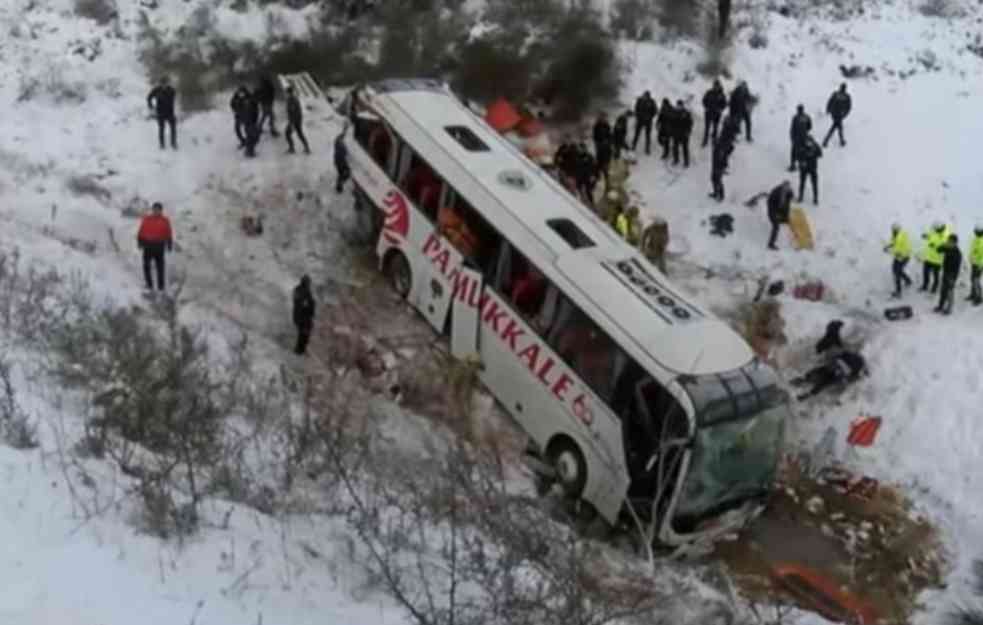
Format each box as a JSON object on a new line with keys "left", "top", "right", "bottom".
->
{"left": 516, "top": 116, "right": 545, "bottom": 137}
{"left": 485, "top": 98, "right": 522, "bottom": 133}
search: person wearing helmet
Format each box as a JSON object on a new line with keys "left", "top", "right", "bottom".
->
{"left": 671, "top": 100, "right": 693, "bottom": 168}
{"left": 728, "top": 80, "right": 753, "bottom": 142}
{"left": 789, "top": 104, "right": 812, "bottom": 172}
{"left": 823, "top": 83, "right": 852, "bottom": 148}
{"left": 293, "top": 274, "right": 316, "bottom": 355}
{"left": 935, "top": 234, "right": 962, "bottom": 315}
{"left": 919, "top": 221, "right": 951, "bottom": 293}
{"left": 702, "top": 79, "right": 727, "bottom": 147}
{"left": 883, "top": 223, "right": 913, "bottom": 298}
{"left": 968, "top": 225, "right": 983, "bottom": 305}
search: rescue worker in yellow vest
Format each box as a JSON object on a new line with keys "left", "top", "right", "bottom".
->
{"left": 597, "top": 189, "right": 625, "bottom": 224}
{"left": 613, "top": 204, "right": 629, "bottom": 240}
{"left": 641, "top": 218, "right": 670, "bottom": 274}
{"left": 883, "top": 223, "right": 913, "bottom": 298}
{"left": 968, "top": 225, "right": 983, "bottom": 306}
{"left": 919, "top": 222, "right": 950, "bottom": 294}
{"left": 624, "top": 206, "right": 642, "bottom": 246}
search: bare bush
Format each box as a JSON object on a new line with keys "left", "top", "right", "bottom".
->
{"left": 655, "top": 0, "right": 699, "bottom": 37}
{"left": 949, "top": 560, "right": 983, "bottom": 625}
{"left": 17, "top": 63, "right": 88, "bottom": 104}
{"left": 919, "top": 0, "right": 964, "bottom": 18}
{"left": 74, "top": 0, "right": 118, "bottom": 26}
{"left": 66, "top": 174, "right": 112, "bottom": 203}
{"left": 0, "top": 356, "right": 38, "bottom": 450}
{"left": 610, "top": 0, "right": 658, "bottom": 40}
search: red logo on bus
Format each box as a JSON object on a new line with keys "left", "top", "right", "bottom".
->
{"left": 382, "top": 190, "right": 410, "bottom": 245}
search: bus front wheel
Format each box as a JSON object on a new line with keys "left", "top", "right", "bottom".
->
{"left": 385, "top": 251, "right": 412, "bottom": 299}
{"left": 548, "top": 439, "right": 587, "bottom": 499}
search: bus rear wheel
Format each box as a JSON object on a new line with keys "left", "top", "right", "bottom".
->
{"left": 548, "top": 439, "right": 587, "bottom": 499}
{"left": 385, "top": 251, "right": 412, "bottom": 299}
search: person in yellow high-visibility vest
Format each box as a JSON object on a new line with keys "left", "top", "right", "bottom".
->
{"left": 919, "top": 221, "right": 950, "bottom": 294}
{"left": 614, "top": 205, "right": 629, "bottom": 240}
{"left": 883, "top": 223, "right": 912, "bottom": 298}
{"left": 968, "top": 225, "right": 983, "bottom": 305}
{"left": 624, "top": 206, "right": 642, "bottom": 246}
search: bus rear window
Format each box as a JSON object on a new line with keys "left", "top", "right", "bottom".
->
{"left": 546, "top": 219, "right": 595, "bottom": 249}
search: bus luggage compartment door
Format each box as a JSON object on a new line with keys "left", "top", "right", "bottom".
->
{"left": 450, "top": 266, "right": 482, "bottom": 361}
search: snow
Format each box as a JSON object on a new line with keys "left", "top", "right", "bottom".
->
{"left": 1, "top": 0, "right": 982, "bottom": 622}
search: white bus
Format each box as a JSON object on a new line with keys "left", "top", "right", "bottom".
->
{"left": 336, "top": 79, "right": 788, "bottom": 547}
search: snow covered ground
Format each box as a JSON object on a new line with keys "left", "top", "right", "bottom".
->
{"left": 0, "top": 0, "right": 982, "bottom": 622}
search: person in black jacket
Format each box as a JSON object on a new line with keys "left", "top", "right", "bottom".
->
{"left": 792, "top": 351, "right": 866, "bottom": 400}
{"left": 767, "top": 180, "right": 794, "bottom": 250}
{"left": 612, "top": 110, "right": 630, "bottom": 160}
{"left": 815, "top": 319, "right": 844, "bottom": 355}
{"left": 293, "top": 275, "right": 316, "bottom": 355}
{"left": 657, "top": 99, "right": 674, "bottom": 159}
{"left": 797, "top": 134, "right": 822, "bottom": 204}
{"left": 823, "top": 83, "right": 852, "bottom": 148}
{"left": 789, "top": 104, "right": 812, "bottom": 171}
{"left": 729, "top": 80, "right": 753, "bottom": 142}
{"left": 671, "top": 100, "right": 693, "bottom": 167}
{"left": 284, "top": 86, "right": 310, "bottom": 155}
{"left": 334, "top": 125, "right": 350, "bottom": 193}
{"left": 592, "top": 113, "right": 612, "bottom": 160}
{"left": 632, "top": 91, "right": 657, "bottom": 155}
{"left": 147, "top": 76, "right": 177, "bottom": 150}
{"left": 230, "top": 85, "right": 251, "bottom": 149}
{"left": 935, "top": 234, "right": 963, "bottom": 315}
{"left": 702, "top": 80, "right": 727, "bottom": 147}
{"left": 255, "top": 76, "right": 279, "bottom": 138}
{"left": 709, "top": 136, "right": 732, "bottom": 201}
{"left": 242, "top": 90, "right": 261, "bottom": 158}
{"left": 574, "top": 144, "right": 597, "bottom": 207}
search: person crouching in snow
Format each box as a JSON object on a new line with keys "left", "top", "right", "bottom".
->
{"left": 137, "top": 201, "right": 173, "bottom": 293}
{"left": 293, "top": 275, "right": 316, "bottom": 355}
{"left": 766, "top": 180, "right": 794, "bottom": 250}
{"left": 791, "top": 351, "right": 866, "bottom": 401}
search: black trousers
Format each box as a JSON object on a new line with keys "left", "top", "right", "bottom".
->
{"left": 295, "top": 322, "right": 312, "bottom": 355}
{"left": 823, "top": 118, "right": 845, "bottom": 146}
{"left": 157, "top": 116, "right": 176, "bottom": 149}
{"left": 768, "top": 221, "right": 782, "bottom": 248}
{"left": 285, "top": 120, "right": 310, "bottom": 153}
{"left": 789, "top": 139, "right": 803, "bottom": 168}
{"left": 971, "top": 265, "right": 982, "bottom": 302}
{"left": 659, "top": 133, "right": 670, "bottom": 158}
{"left": 613, "top": 134, "right": 628, "bottom": 159}
{"left": 235, "top": 118, "right": 247, "bottom": 146}
{"left": 737, "top": 110, "right": 752, "bottom": 141}
{"left": 710, "top": 167, "right": 724, "bottom": 200}
{"left": 259, "top": 102, "right": 277, "bottom": 136}
{"left": 335, "top": 158, "right": 351, "bottom": 193}
{"left": 671, "top": 136, "right": 690, "bottom": 167}
{"left": 703, "top": 113, "right": 720, "bottom": 147}
{"left": 244, "top": 123, "right": 260, "bottom": 157}
{"left": 795, "top": 365, "right": 840, "bottom": 400}
{"left": 798, "top": 167, "right": 818, "bottom": 203}
{"left": 142, "top": 247, "right": 166, "bottom": 291}
{"left": 937, "top": 275, "right": 956, "bottom": 313}
{"left": 576, "top": 178, "right": 595, "bottom": 206}
{"left": 632, "top": 121, "right": 653, "bottom": 154}
{"left": 922, "top": 262, "right": 940, "bottom": 292}
{"left": 892, "top": 258, "right": 912, "bottom": 295}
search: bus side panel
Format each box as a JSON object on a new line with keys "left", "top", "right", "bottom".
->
{"left": 345, "top": 137, "right": 455, "bottom": 331}
{"left": 472, "top": 289, "right": 628, "bottom": 522}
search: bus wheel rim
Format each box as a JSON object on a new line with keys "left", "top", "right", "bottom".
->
{"left": 390, "top": 255, "right": 410, "bottom": 297}
{"left": 556, "top": 450, "right": 581, "bottom": 486}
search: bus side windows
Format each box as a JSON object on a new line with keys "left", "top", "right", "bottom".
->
{"left": 547, "top": 297, "right": 620, "bottom": 403}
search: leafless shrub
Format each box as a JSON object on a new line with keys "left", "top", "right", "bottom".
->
{"left": 74, "top": 0, "right": 118, "bottom": 25}
{"left": 65, "top": 174, "right": 112, "bottom": 203}
{"left": 17, "top": 63, "right": 88, "bottom": 104}
{"left": 918, "top": 0, "right": 964, "bottom": 18}
{"left": 655, "top": 0, "right": 699, "bottom": 37}
{"left": 948, "top": 560, "right": 983, "bottom": 625}
{"left": 0, "top": 356, "right": 38, "bottom": 450}
{"left": 610, "top": 0, "right": 658, "bottom": 40}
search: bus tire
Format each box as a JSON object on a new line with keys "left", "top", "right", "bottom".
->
{"left": 384, "top": 250, "right": 411, "bottom": 299}
{"left": 547, "top": 437, "right": 587, "bottom": 499}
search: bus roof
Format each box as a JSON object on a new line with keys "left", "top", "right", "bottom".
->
{"left": 363, "top": 79, "right": 754, "bottom": 376}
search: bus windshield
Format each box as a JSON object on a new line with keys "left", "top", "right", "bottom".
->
{"left": 673, "top": 362, "right": 788, "bottom": 523}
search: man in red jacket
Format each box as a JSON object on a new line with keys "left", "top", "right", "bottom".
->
{"left": 137, "top": 201, "right": 174, "bottom": 292}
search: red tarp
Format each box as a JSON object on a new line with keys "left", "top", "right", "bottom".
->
{"left": 485, "top": 98, "right": 522, "bottom": 133}
{"left": 515, "top": 116, "right": 544, "bottom": 137}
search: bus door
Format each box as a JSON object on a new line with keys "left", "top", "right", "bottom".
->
{"left": 450, "top": 266, "right": 482, "bottom": 361}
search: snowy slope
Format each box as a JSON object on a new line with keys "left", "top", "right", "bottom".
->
{"left": 1, "top": 0, "right": 982, "bottom": 623}
{"left": 618, "top": 3, "right": 983, "bottom": 621}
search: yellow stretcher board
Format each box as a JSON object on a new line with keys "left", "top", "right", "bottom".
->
{"left": 788, "top": 205, "right": 814, "bottom": 250}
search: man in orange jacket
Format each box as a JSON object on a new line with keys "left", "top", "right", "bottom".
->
{"left": 137, "top": 201, "right": 174, "bottom": 292}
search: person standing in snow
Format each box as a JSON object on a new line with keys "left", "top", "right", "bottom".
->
{"left": 729, "top": 80, "right": 754, "bottom": 142}
{"left": 255, "top": 76, "right": 279, "bottom": 139}
{"left": 137, "top": 201, "right": 173, "bottom": 293}
{"left": 935, "top": 234, "right": 962, "bottom": 315}
{"left": 592, "top": 113, "right": 612, "bottom": 183}
{"left": 242, "top": 90, "right": 262, "bottom": 158}
{"left": 822, "top": 83, "right": 852, "bottom": 148}
{"left": 767, "top": 180, "right": 794, "bottom": 250}
{"left": 709, "top": 136, "right": 732, "bottom": 202}
{"left": 884, "top": 223, "right": 913, "bottom": 298}
{"left": 702, "top": 79, "right": 728, "bottom": 147}
{"left": 788, "top": 104, "right": 812, "bottom": 172}
{"left": 612, "top": 110, "right": 630, "bottom": 160}
{"left": 293, "top": 275, "right": 316, "bottom": 355}
{"left": 230, "top": 85, "right": 251, "bottom": 149}
{"left": 671, "top": 100, "right": 693, "bottom": 168}
{"left": 147, "top": 76, "right": 177, "bottom": 150}
{"left": 574, "top": 144, "right": 597, "bottom": 207}
{"left": 968, "top": 225, "right": 983, "bottom": 305}
{"left": 919, "top": 222, "right": 950, "bottom": 293}
{"left": 657, "top": 99, "right": 675, "bottom": 160}
{"left": 284, "top": 85, "right": 311, "bottom": 155}
{"left": 334, "top": 125, "right": 350, "bottom": 193}
{"left": 796, "top": 133, "right": 822, "bottom": 204}
{"left": 632, "top": 91, "right": 657, "bottom": 155}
